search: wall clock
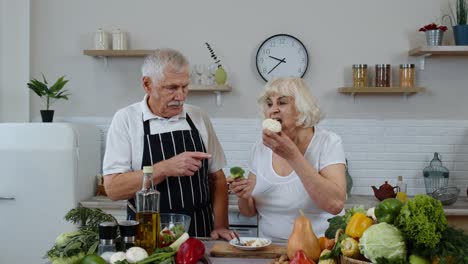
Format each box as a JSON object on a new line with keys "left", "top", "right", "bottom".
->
{"left": 255, "top": 34, "right": 309, "bottom": 82}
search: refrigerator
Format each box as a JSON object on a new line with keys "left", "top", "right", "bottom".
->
{"left": 0, "top": 123, "right": 101, "bottom": 263}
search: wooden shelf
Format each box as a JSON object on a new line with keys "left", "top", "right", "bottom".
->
{"left": 83, "top": 50, "right": 156, "bottom": 57}
{"left": 188, "top": 84, "right": 231, "bottom": 92}
{"left": 408, "top": 46, "right": 468, "bottom": 56}
{"left": 339, "top": 87, "right": 426, "bottom": 94}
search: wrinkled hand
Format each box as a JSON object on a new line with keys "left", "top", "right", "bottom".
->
{"left": 262, "top": 129, "right": 300, "bottom": 161}
{"left": 210, "top": 227, "right": 238, "bottom": 241}
{"left": 230, "top": 178, "right": 255, "bottom": 200}
{"left": 161, "top": 151, "right": 211, "bottom": 177}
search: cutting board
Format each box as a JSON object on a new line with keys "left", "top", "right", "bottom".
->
{"left": 210, "top": 241, "right": 286, "bottom": 258}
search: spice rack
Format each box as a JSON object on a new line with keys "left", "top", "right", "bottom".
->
{"left": 83, "top": 49, "right": 232, "bottom": 106}
{"left": 408, "top": 46, "right": 468, "bottom": 70}
{"left": 338, "top": 87, "right": 426, "bottom": 102}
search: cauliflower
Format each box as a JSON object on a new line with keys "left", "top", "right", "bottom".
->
{"left": 262, "top": 118, "right": 281, "bottom": 133}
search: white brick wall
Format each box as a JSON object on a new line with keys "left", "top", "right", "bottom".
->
{"left": 63, "top": 117, "right": 468, "bottom": 197}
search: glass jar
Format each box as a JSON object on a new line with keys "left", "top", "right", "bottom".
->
{"left": 423, "top": 152, "right": 449, "bottom": 194}
{"left": 399, "top": 64, "right": 415, "bottom": 88}
{"left": 352, "top": 64, "right": 368, "bottom": 88}
{"left": 375, "top": 64, "right": 391, "bottom": 87}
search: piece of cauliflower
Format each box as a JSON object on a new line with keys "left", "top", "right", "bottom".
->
{"left": 262, "top": 118, "right": 281, "bottom": 133}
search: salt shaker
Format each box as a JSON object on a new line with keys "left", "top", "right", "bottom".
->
{"left": 94, "top": 28, "right": 110, "bottom": 50}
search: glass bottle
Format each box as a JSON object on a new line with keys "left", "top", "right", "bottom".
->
{"left": 98, "top": 222, "right": 118, "bottom": 256}
{"left": 135, "top": 166, "right": 161, "bottom": 253}
{"left": 119, "top": 220, "right": 139, "bottom": 251}
{"left": 399, "top": 64, "right": 415, "bottom": 88}
{"left": 375, "top": 64, "right": 391, "bottom": 87}
{"left": 352, "top": 64, "right": 368, "bottom": 88}
{"left": 395, "top": 176, "right": 407, "bottom": 203}
{"left": 423, "top": 152, "right": 449, "bottom": 194}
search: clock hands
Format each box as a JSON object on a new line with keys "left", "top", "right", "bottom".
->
{"left": 267, "top": 57, "right": 286, "bottom": 74}
{"left": 269, "top": 56, "right": 286, "bottom": 63}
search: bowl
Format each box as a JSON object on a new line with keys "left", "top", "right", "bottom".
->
{"left": 431, "top": 186, "right": 460, "bottom": 206}
{"left": 159, "top": 213, "right": 191, "bottom": 247}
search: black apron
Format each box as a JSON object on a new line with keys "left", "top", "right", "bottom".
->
{"left": 127, "top": 113, "right": 214, "bottom": 237}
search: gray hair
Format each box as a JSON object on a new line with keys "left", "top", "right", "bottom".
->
{"left": 257, "top": 77, "right": 324, "bottom": 127}
{"left": 141, "top": 48, "right": 189, "bottom": 84}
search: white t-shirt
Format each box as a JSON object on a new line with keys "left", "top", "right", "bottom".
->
{"left": 249, "top": 127, "right": 346, "bottom": 240}
{"left": 103, "top": 95, "right": 226, "bottom": 175}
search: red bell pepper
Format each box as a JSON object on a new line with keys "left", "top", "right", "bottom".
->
{"left": 290, "top": 250, "right": 315, "bottom": 264}
{"left": 175, "top": 238, "right": 205, "bottom": 264}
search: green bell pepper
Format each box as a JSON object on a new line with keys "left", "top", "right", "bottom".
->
{"left": 375, "top": 198, "right": 403, "bottom": 224}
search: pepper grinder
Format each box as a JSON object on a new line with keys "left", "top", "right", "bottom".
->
{"left": 119, "top": 220, "right": 139, "bottom": 251}
{"left": 98, "top": 222, "right": 118, "bottom": 255}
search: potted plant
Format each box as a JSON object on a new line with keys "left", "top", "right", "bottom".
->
{"left": 205, "top": 42, "right": 227, "bottom": 85}
{"left": 419, "top": 23, "right": 448, "bottom": 46}
{"left": 27, "top": 74, "right": 70, "bottom": 122}
{"left": 448, "top": 0, "right": 468, "bottom": 45}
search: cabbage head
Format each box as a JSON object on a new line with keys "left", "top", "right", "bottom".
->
{"left": 359, "top": 222, "right": 406, "bottom": 263}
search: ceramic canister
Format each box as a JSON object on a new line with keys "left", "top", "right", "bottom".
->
{"left": 112, "top": 29, "right": 128, "bottom": 50}
{"left": 94, "top": 28, "right": 110, "bottom": 50}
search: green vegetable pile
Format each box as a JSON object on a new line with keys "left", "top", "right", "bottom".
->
{"left": 45, "top": 207, "right": 118, "bottom": 264}
{"left": 394, "top": 194, "right": 447, "bottom": 248}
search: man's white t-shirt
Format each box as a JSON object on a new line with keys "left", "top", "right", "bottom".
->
{"left": 249, "top": 127, "right": 346, "bottom": 240}
{"left": 103, "top": 95, "right": 226, "bottom": 175}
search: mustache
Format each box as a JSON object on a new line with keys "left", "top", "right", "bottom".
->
{"left": 168, "top": 100, "right": 184, "bottom": 106}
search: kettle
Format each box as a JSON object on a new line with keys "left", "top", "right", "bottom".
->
{"left": 371, "top": 181, "right": 399, "bottom": 201}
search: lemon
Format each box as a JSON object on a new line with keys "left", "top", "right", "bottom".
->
{"left": 81, "top": 254, "right": 107, "bottom": 264}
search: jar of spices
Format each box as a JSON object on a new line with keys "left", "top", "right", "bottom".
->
{"left": 352, "top": 64, "right": 368, "bottom": 88}
{"left": 399, "top": 64, "right": 415, "bottom": 88}
{"left": 375, "top": 64, "right": 391, "bottom": 87}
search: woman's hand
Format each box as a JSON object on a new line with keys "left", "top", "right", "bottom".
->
{"left": 230, "top": 178, "right": 255, "bottom": 200}
{"left": 262, "top": 129, "right": 301, "bottom": 161}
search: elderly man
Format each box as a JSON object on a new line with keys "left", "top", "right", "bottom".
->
{"left": 103, "top": 48, "right": 233, "bottom": 240}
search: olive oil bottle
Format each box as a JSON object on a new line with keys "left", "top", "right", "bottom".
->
{"left": 135, "top": 166, "right": 160, "bottom": 253}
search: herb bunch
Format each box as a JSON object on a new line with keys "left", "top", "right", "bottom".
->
{"left": 205, "top": 42, "right": 222, "bottom": 68}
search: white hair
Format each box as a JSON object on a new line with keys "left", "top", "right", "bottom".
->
{"left": 141, "top": 48, "right": 189, "bottom": 84}
{"left": 257, "top": 77, "right": 324, "bottom": 127}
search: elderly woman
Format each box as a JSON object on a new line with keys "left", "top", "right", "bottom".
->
{"left": 230, "top": 77, "right": 346, "bottom": 240}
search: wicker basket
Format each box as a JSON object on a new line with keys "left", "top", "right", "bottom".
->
{"left": 335, "top": 229, "right": 372, "bottom": 264}
{"left": 340, "top": 255, "right": 372, "bottom": 264}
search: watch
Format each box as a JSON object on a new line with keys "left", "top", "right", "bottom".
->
{"left": 255, "top": 34, "right": 309, "bottom": 82}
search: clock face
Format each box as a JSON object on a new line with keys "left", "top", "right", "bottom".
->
{"left": 256, "top": 34, "right": 309, "bottom": 82}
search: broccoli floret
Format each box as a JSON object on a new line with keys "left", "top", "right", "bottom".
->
{"left": 230, "top": 166, "right": 245, "bottom": 180}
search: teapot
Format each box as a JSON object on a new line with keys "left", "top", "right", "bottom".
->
{"left": 371, "top": 181, "right": 399, "bottom": 201}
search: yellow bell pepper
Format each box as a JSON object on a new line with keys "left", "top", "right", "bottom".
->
{"left": 345, "top": 212, "right": 373, "bottom": 239}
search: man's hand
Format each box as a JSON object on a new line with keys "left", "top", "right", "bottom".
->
{"left": 210, "top": 228, "right": 237, "bottom": 240}
{"left": 158, "top": 151, "right": 211, "bottom": 177}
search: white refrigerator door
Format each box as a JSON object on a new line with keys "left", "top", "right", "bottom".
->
{"left": 0, "top": 123, "right": 100, "bottom": 263}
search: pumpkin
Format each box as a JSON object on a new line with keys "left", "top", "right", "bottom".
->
{"left": 287, "top": 209, "right": 321, "bottom": 262}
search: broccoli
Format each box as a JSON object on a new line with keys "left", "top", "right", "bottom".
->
{"left": 230, "top": 166, "right": 245, "bottom": 180}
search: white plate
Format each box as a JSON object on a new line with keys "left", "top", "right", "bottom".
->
{"left": 229, "top": 237, "right": 272, "bottom": 251}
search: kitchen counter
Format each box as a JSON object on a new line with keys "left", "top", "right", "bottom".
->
{"left": 202, "top": 239, "right": 279, "bottom": 264}
{"left": 81, "top": 194, "right": 468, "bottom": 216}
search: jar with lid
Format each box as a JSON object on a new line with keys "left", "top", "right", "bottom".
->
{"left": 375, "top": 64, "right": 391, "bottom": 87}
{"left": 352, "top": 64, "right": 368, "bottom": 88}
{"left": 399, "top": 64, "right": 415, "bottom": 88}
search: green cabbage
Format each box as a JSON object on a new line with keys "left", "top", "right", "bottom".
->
{"left": 359, "top": 223, "right": 407, "bottom": 263}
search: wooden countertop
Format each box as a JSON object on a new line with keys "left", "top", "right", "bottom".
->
{"left": 80, "top": 194, "right": 468, "bottom": 216}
